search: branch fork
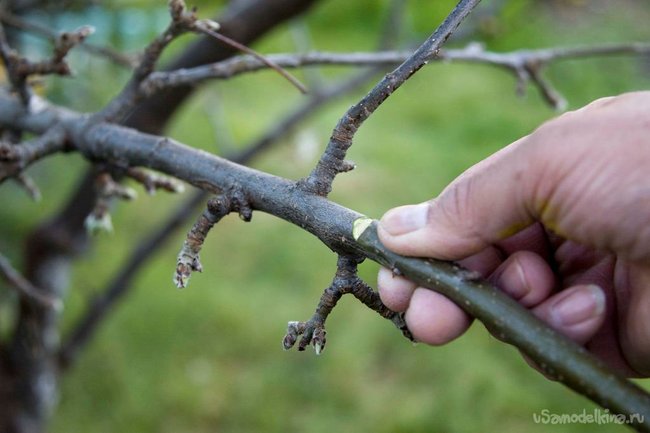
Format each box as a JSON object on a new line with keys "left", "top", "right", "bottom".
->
{"left": 283, "top": 255, "right": 412, "bottom": 355}
{"left": 0, "top": 24, "right": 94, "bottom": 104}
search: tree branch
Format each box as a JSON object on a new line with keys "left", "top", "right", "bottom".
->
{"left": 0, "top": 126, "right": 67, "bottom": 182}
{"left": 299, "top": 0, "right": 482, "bottom": 196}
{"left": 283, "top": 255, "right": 411, "bottom": 354}
{"left": 140, "top": 41, "right": 650, "bottom": 106}
{"left": 1, "top": 0, "right": 648, "bottom": 427}
{"left": 123, "top": 0, "right": 322, "bottom": 134}
{"left": 0, "top": 9, "right": 135, "bottom": 67}
{"left": 57, "top": 66, "right": 378, "bottom": 370}
{"left": 0, "top": 22, "right": 93, "bottom": 103}
{"left": 352, "top": 219, "right": 650, "bottom": 432}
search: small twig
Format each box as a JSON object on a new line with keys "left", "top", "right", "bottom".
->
{"left": 125, "top": 167, "right": 185, "bottom": 195}
{"left": 352, "top": 218, "right": 650, "bottom": 431}
{"left": 283, "top": 255, "right": 411, "bottom": 355}
{"left": 0, "top": 251, "right": 60, "bottom": 309}
{"left": 85, "top": 172, "right": 137, "bottom": 234}
{"left": 441, "top": 42, "right": 650, "bottom": 110}
{"left": 174, "top": 194, "right": 233, "bottom": 288}
{"left": 100, "top": 0, "right": 307, "bottom": 122}
{"left": 0, "top": 126, "right": 67, "bottom": 183}
{"left": 0, "top": 23, "right": 94, "bottom": 104}
{"left": 0, "top": 10, "right": 135, "bottom": 68}
{"left": 175, "top": 189, "right": 254, "bottom": 288}
{"left": 192, "top": 21, "right": 307, "bottom": 94}
{"left": 13, "top": 173, "right": 41, "bottom": 201}
{"left": 96, "top": 0, "right": 198, "bottom": 121}
{"left": 299, "top": 0, "right": 482, "bottom": 196}
{"left": 524, "top": 62, "right": 567, "bottom": 111}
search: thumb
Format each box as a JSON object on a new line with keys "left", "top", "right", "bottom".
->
{"left": 378, "top": 92, "right": 650, "bottom": 262}
{"left": 377, "top": 137, "right": 537, "bottom": 260}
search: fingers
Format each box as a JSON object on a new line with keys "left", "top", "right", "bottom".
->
{"left": 405, "top": 288, "right": 471, "bottom": 345}
{"left": 378, "top": 250, "right": 558, "bottom": 346}
{"left": 377, "top": 267, "right": 416, "bottom": 312}
{"left": 377, "top": 268, "right": 471, "bottom": 345}
{"left": 532, "top": 285, "right": 606, "bottom": 345}
{"left": 489, "top": 251, "right": 555, "bottom": 307}
{"left": 617, "top": 263, "right": 650, "bottom": 376}
{"left": 380, "top": 252, "right": 606, "bottom": 348}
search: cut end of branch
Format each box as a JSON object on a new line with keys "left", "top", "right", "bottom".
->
{"left": 352, "top": 217, "right": 373, "bottom": 240}
{"left": 174, "top": 254, "right": 203, "bottom": 288}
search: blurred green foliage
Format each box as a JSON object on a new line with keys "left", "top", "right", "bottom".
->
{"left": 0, "top": 0, "right": 649, "bottom": 432}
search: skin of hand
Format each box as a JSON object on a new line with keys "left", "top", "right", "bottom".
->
{"left": 376, "top": 91, "right": 650, "bottom": 377}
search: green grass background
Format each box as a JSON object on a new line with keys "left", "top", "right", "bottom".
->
{"left": 0, "top": 0, "right": 649, "bottom": 432}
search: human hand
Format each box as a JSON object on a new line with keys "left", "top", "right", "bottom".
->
{"left": 377, "top": 92, "right": 650, "bottom": 377}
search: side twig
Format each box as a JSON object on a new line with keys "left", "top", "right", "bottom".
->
{"left": 299, "top": 0, "right": 482, "bottom": 196}
{"left": 0, "top": 10, "right": 135, "bottom": 67}
{"left": 0, "top": 126, "right": 67, "bottom": 183}
{"left": 174, "top": 192, "right": 253, "bottom": 288}
{"left": 283, "top": 255, "right": 411, "bottom": 354}
{"left": 0, "top": 252, "right": 60, "bottom": 309}
{"left": 0, "top": 23, "right": 93, "bottom": 103}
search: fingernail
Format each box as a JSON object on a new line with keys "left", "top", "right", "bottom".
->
{"left": 551, "top": 285, "right": 606, "bottom": 327}
{"left": 379, "top": 203, "right": 430, "bottom": 236}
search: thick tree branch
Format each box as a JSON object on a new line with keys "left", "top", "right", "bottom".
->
{"left": 58, "top": 67, "right": 378, "bottom": 370}
{"left": 2, "top": 0, "right": 648, "bottom": 428}
{"left": 0, "top": 91, "right": 648, "bottom": 427}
